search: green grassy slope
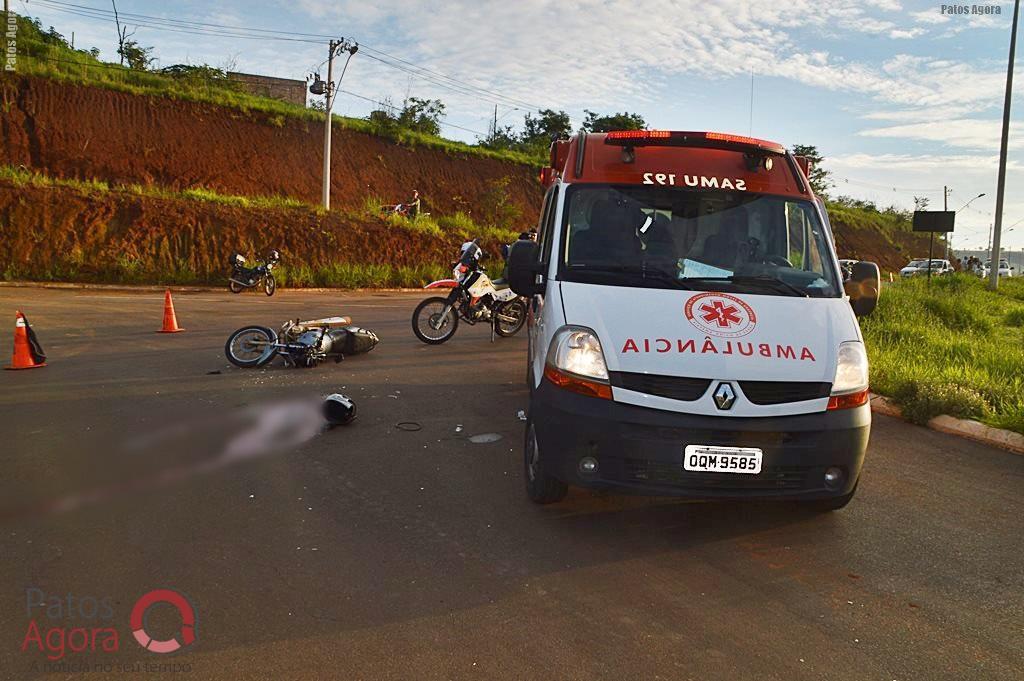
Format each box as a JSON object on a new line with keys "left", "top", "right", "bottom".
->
{"left": 862, "top": 275, "right": 1024, "bottom": 434}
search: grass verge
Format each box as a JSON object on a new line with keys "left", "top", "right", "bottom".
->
{"left": 861, "top": 274, "right": 1024, "bottom": 434}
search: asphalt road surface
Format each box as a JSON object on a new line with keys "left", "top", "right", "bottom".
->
{"left": 0, "top": 287, "right": 1022, "bottom": 680}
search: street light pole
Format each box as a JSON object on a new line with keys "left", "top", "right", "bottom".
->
{"left": 321, "top": 39, "right": 339, "bottom": 210}
{"left": 318, "top": 39, "right": 358, "bottom": 211}
{"left": 990, "top": 0, "right": 1020, "bottom": 289}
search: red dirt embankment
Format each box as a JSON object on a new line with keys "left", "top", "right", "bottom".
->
{"left": 832, "top": 223, "right": 934, "bottom": 274}
{"left": 0, "top": 183, "right": 485, "bottom": 284}
{"left": 0, "top": 76, "right": 541, "bottom": 218}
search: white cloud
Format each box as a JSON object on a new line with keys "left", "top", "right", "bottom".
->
{"left": 858, "top": 119, "right": 1020, "bottom": 151}
{"left": 282, "top": 0, "right": 1013, "bottom": 130}
{"left": 910, "top": 9, "right": 950, "bottom": 25}
{"left": 889, "top": 28, "right": 925, "bottom": 39}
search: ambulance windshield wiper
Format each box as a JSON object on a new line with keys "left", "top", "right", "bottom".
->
{"left": 569, "top": 264, "right": 697, "bottom": 290}
{"left": 684, "top": 275, "right": 809, "bottom": 297}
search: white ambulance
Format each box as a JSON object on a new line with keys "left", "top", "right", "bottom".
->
{"left": 508, "top": 131, "right": 880, "bottom": 511}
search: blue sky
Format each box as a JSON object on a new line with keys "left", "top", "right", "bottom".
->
{"left": 18, "top": 0, "right": 1024, "bottom": 251}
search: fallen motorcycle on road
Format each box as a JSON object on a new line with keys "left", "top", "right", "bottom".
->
{"left": 225, "top": 316, "right": 379, "bottom": 368}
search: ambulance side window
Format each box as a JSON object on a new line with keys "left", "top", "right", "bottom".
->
{"left": 786, "top": 202, "right": 825, "bottom": 275}
{"left": 538, "top": 185, "right": 559, "bottom": 266}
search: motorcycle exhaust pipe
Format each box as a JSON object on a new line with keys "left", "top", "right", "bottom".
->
{"left": 229, "top": 278, "right": 254, "bottom": 287}
{"left": 323, "top": 394, "right": 357, "bottom": 426}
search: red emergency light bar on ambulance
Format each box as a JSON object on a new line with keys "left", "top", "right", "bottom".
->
{"left": 509, "top": 129, "right": 880, "bottom": 511}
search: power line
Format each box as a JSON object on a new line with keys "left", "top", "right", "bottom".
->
{"left": 336, "top": 89, "right": 490, "bottom": 137}
{"left": 831, "top": 175, "right": 942, "bottom": 193}
{"left": 31, "top": 0, "right": 544, "bottom": 111}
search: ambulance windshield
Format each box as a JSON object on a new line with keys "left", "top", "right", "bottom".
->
{"left": 560, "top": 185, "right": 842, "bottom": 298}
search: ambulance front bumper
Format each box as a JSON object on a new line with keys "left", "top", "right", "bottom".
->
{"left": 530, "top": 380, "right": 869, "bottom": 500}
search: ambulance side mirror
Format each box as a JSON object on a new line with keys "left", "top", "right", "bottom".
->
{"left": 508, "top": 241, "right": 544, "bottom": 297}
{"left": 845, "top": 261, "right": 880, "bottom": 318}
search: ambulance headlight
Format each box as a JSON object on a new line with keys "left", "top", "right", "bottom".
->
{"left": 831, "top": 342, "right": 869, "bottom": 394}
{"left": 547, "top": 327, "right": 609, "bottom": 381}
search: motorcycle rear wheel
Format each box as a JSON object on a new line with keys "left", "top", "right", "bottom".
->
{"left": 225, "top": 326, "right": 278, "bottom": 368}
{"left": 412, "top": 297, "right": 459, "bottom": 344}
{"left": 495, "top": 299, "right": 527, "bottom": 337}
{"left": 228, "top": 280, "right": 245, "bottom": 294}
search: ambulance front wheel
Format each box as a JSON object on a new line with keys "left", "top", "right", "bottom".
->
{"left": 524, "top": 417, "right": 568, "bottom": 504}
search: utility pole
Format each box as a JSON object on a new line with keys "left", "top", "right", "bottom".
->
{"left": 321, "top": 39, "right": 339, "bottom": 210}
{"left": 316, "top": 38, "right": 358, "bottom": 210}
{"left": 991, "top": 0, "right": 1020, "bottom": 290}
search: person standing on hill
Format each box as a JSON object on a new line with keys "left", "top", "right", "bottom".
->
{"left": 407, "top": 190, "right": 421, "bottom": 220}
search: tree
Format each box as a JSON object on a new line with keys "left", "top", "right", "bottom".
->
{"left": 913, "top": 196, "right": 930, "bottom": 211}
{"left": 581, "top": 110, "right": 646, "bottom": 133}
{"left": 119, "top": 40, "right": 153, "bottom": 70}
{"left": 480, "top": 124, "right": 519, "bottom": 151}
{"left": 521, "top": 109, "right": 571, "bottom": 147}
{"left": 397, "top": 97, "right": 445, "bottom": 136}
{"left": 790, "top": 144, "right": 832, "bottom": 197}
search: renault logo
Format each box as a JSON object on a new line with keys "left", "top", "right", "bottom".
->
{"left": 713, "top": 383, "right": 736, "bottom": 410}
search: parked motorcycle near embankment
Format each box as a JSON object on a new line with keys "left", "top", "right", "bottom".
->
{"left": 228, "top": 250, "right": 280, "bottom": 296}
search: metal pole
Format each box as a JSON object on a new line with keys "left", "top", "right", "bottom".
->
{"left": 927, "top": 231, "right": 935, "bottom": 281}
{"left": 943, "top": 186, "right": 949, "bottom": 261}
{"left": 991, "top": 0, "right": 1020, "bottom": 290}
{"left": 322, "top": 40, "right": 338, "bottom": 210}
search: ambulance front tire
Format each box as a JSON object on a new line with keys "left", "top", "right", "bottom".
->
{"left": 524, "top": 417, "right": 568, "bottom": 504}
{"left": 802, "top": 480, "right": 858, "bottom": 512}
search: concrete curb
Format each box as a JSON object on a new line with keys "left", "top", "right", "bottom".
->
{"left": 869, "top": 393, "right": 1024, "bottom": 456}
{"left": 0, "top": 281, "right": 428, "bottom": 294}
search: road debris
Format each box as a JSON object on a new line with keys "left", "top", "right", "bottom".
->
{"left": 469, "top": 433, "right": 502, "bottom": 444}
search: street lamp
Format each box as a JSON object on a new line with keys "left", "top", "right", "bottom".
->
{"left": 310, "top": 38, "right": 358, "bottom": 210}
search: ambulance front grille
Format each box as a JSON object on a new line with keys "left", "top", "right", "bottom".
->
{"left": 739, "top": 381, "right": 831, "bottom": 405}
{"left": 609, "top": 372, "right": 711, "bottom": 401}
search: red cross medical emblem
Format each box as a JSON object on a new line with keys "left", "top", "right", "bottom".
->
{"left": 700, "top": 300, "right": 742, "bottom": 328}
{"left": 685, "top": 292, "right": 757, "bottom": 338}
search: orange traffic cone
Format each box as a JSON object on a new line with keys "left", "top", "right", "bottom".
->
{"left": 6, "top": 311, "right": 46, "bottom": 370}
{"left": 157, "top": 289, "right": 185, "bottom": 333}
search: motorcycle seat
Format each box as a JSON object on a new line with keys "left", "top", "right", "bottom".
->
{"left": 491, "top": 279, "right": 510, "bottom": 290}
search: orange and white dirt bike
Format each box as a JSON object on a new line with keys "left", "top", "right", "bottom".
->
{"left": 411, "top": 240, "right": 527, "bottom": 345}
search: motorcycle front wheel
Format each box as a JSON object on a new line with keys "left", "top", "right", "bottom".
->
{"left": 264, "top": 275, "right": 276, "bottom": 297}
{"left": 228, "top": 279, "right": 245, "bottom": 294}
{"left": 412, "top": 297, "right": 459, "bottom": 344}
{"left": 225, "top": 326, "right": 278, "bottom": 367}
{"left": 495, "top": 299, "right": 527, "bottom": 337}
